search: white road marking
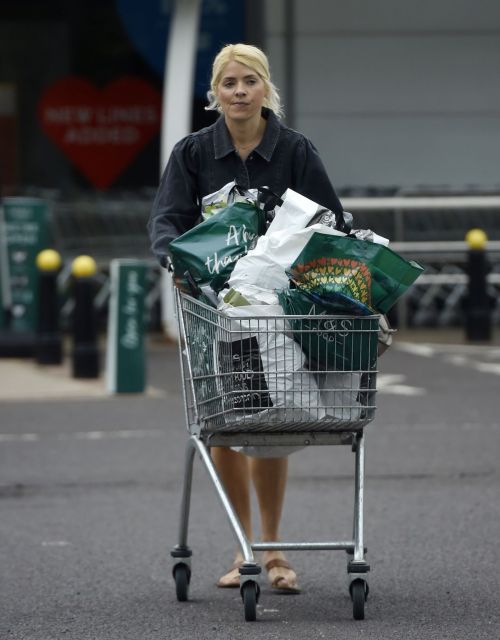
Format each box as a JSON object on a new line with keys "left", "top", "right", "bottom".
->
{"left": 72, "top": 429, "right": 165, "bottom": 440}
{"left": 445, "top": 355, "right": 468, "bottom": 366}
{"left": 41, "top": 540, "right": 70, "bottom": 547}
{"left": 377, "top": 373, "right": 426, "bottom": 396}
{"left": 380, "top": 384, "right": 426, "bottom": 396}
{"left": 0, "top": 428, "right": 165, "bottom": 444}
{"left": 377, "top": 374, "right": 406, "bottom": 386}
{"left": 473, "top": 362, "right": 500, "bottom": 376}
{"left": 395, "top": 343, "right": 436, "bottom": 357}
{"left": 396, "top": 341, "right": 500, "bottom": 377}
{"left": 418, "top": 343, "right": 500, "bottom": 356}
{"left": 0, "top": 433, "right": 40, "bottom": 442}
{"left": 398, "top": 340, "right": 500, "bottom": 357}
{"left": 439, "top": 352, "right": 500, "bottom": 376}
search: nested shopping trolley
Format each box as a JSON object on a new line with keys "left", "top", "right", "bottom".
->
{"left": 170, "top": 288, "right": 380, "bottom": 621}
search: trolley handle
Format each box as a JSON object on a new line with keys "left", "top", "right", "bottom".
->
{"left": 183, "top": 270, "right": 219, "bottom": 308}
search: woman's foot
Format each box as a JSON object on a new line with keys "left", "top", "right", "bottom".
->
{"left": 216, "top": 553, "right": 244, "bottom": 588}
{"left": 263, "top": 550, "right": 300, "bottom": 594}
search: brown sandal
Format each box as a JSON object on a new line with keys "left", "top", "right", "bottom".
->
{"left": 265, "top": 558, "right": 301, "bottom": 594}
{"left": 216, "top": 560, "right": 244, "bottom": 588}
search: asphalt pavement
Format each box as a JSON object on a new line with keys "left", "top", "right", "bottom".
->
{"left": 1, "top": 328, "right": 499, "bottom": 639}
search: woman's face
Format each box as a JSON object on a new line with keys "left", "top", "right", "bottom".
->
{"left": 216, "top": 60, "right": 267, "bottom": 123}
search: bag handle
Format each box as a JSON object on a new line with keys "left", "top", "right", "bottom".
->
{"left": 256, "top": 186, "right": 283, "bottom": 210}
{"left": 232, "top": 183, "right": 351, "bottom": 232}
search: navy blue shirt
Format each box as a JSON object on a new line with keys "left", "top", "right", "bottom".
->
{"left": 148, "top": 107, "right": 343, "bottom": 267}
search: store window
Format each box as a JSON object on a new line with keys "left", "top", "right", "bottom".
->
{"left": 0, "top": 0, "right": 247, "bottom": 196}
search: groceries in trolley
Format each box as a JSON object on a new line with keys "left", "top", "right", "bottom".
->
{"left": 168, "top": 200, "right": 266, "bottom": 294}
{"left": 286, "top": 230, "right": 424, "bottom": 315}
{"left": 170, "top": 186, "right": 424, "bottom": 430}
{"left": 217, "top": 304, "right": 324, "bottom": 422}
{"left": 169, "top": 181, "right": 284, "bottom": 295}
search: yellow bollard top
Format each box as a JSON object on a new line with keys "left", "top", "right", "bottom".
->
{"left": 465, "top": 228, "right": 488, "bottom": 250}
{"left": 72, "top": 255, "right": 97, "bottom": 278}
{"left": 36, "top": 249, "right": 62, "bottom": 272}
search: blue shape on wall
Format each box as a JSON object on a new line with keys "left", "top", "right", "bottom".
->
{"left": 116, "top": 0, "right": 245, "bottom": 97}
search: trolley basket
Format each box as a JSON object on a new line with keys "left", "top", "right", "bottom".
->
{"left": 171, "top": 288, "right": 380, "bottom": 621}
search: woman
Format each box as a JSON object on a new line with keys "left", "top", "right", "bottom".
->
{"left": 148, "top": 43, "right": 345, "bottom": 593}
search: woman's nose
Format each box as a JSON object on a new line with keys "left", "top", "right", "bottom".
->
{"left": 235, "top": 83, "right": 247, "bottom": 95}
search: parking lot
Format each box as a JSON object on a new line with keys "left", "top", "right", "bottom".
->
{"left": 1, "top": 330, "right": 499, "bottom": 639}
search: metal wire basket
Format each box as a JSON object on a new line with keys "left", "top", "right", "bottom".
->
{"left": 176, "top": 290, "right": 380, "bottom": 436}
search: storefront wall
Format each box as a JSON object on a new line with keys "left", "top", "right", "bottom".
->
{"left": 264, "top": 0, "right": 500, "bottom": 191}
{"left": 0, "top": 20, "right": 73, "bottom": 191}
{"left": 1, "top": 1, "right": 499, "bottom": 194}
{"left": 0, "top": 1, "right": 245, "bottom": 195}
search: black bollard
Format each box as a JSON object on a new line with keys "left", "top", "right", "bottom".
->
{"left": 463, "top": 229, "right": 493, "bottom": 342}
{"left": 71, "top": 256, "right": 100, "bottom": 378}
{"left": 35, "top": 249, "right": 63, "bottom": 364}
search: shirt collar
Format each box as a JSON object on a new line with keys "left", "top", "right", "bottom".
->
{"left": 213, "top": 107, "right": 280, "bottom": 162}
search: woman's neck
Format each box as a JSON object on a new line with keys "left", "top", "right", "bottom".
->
{"left": 225, "top": 114, "right": 266, "bottom": 158}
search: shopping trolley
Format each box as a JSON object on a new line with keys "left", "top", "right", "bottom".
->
{"left": 170, "top": 288, "right": 380, "bottom": 621}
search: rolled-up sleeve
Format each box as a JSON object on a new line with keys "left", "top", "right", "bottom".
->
{"left": 147, "top": 137, "right": 201, "bottom": 267}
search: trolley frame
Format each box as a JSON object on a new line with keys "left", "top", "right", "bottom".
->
{"left": 170, "top": 289, "right": 379, "bottom": 621}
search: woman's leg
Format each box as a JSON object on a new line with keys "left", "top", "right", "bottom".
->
{"left": 249, "top": 456, "right": 287, "bottom": 541}
{"left": 250, "top": 456, "right": 299, "bottom": 591}
{"left": 211, "top": 446, "right": 252, "bottom": 587}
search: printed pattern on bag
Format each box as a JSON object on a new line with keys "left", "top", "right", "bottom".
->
{"left": 289, "top": 257, "right": 372, "bottom": 308}
{"left": 204, "top": 224, "right": 258, "bottom": 277}
{"left": 277, "top": 289, "right": 379, "bottom": 371}
{"left": 218, "top": 337, "right": 273, "bottom": 412}
{"left": 169, "top": 201, "right": 264, "bottom": 293}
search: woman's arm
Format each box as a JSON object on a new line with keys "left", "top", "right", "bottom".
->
{"left": 292, "top": 136, "right": 344, "bottom": 220}
{"left": 147, "top": 137, "right": 201, "bottom": 267}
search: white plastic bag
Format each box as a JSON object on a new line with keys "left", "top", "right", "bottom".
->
{"left": 218, "top": 285, "right": 279, "bottom": 309}
{"left": 201, "top": 181, "right": 259, "bottom": 219}
{"left": 314, "top": 371, "right": 362, "bottom": 422}
{"left": 266, "top": 188, "right": 344, "bottom": 234}
{"left": 228, "top": 223, "right": 346, "bottom": 300}
{"left": 350, "top": 227, "right": 390, "bottom": 246}
{"left": 217, "top": 304, "right": 325, "bottom": 457}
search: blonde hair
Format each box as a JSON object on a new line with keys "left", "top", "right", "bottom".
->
{"left": 205, "top": 43, "right": 283, "bottom": 118}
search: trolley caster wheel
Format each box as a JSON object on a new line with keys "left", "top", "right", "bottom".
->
{"left": 241, "top": 580, "right": 259, "bottom": 621}
{"left": 173, "top": 563, "right": 191, "bottom": 602}
{"left": 350, "top": 579, "right": 368, "bottom": 620}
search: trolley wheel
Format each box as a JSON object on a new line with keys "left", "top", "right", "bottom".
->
{"left": 173, "top": 563, "right": 190, "bottom": 602}
{"left": 241, "top": 580, "right": 259, "bottom": 622}
{"left": 350, "top": 579, "right": 367, "bottom": 620}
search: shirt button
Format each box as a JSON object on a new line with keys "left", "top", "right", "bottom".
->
{"left": 248, "top": 154, "right": 253, "bottom": 160}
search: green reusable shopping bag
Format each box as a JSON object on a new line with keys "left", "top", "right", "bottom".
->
{"left": 287, "top": 233, "right": 424, "bottom": 313}
{"left": 169, "top": 202, "right": 265, "bottom": 292}
{"left": 277, "top": 287, "right": 379, "bottom": 371}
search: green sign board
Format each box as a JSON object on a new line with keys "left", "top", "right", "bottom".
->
{"left": 0, "top": 197, "right": 51, "bottom": 332}
{"left": 106, "top": 259, "right": 148, "bottom": 393}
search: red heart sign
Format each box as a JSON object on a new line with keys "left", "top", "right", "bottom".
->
{"left": 38, "top": 76, "right": 162, "bottom": 189}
